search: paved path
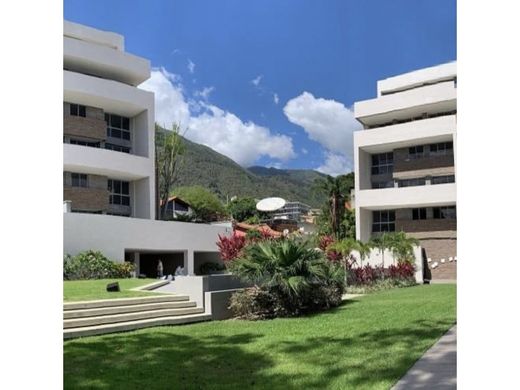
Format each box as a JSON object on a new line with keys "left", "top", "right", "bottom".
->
{"left": 392, "top": 325, "right": 457, "bottom": 389}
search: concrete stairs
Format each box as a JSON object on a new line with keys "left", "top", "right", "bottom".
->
{"left": 63, "top": 294, "right": 210, "bottom": 339}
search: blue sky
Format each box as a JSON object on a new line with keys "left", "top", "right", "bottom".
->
{"left": 64, "top": 0, "right": 456, "bottom": 175}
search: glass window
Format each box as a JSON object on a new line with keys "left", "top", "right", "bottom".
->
{"left": 429, "top": 142, "right": 454, "bottom": 156}
{"left": 433, "top": 206, "right": 456, "bottom": 219}
{"left": 105, "top": 143, "right": 130, "bottom": 153}
{"left": 105, "top": 113, "right": 131, "bottom": 141}
{"left": 431, "top": 175, "right": 455, "bottom": 185}
{"left": 409, "top": 145, "right": 425, "bottom": 159}
{"left": 372, "top": 210, "right": 395, "bottom": 232}
{"left": 70, "top": 139, "right": 100, "bottom": 148}
{"left": 71, "top": 173, "right": 88, "bottom": 188}
{"left": 371, "top": 152, "right": 393, "bottom": 175}
{"left": 70, "top": 104, "right": 86, "bottom": 118}
{"left": 412, "top": 208, "right": 427, "bottom": 220}
{"left": 108, "top": 179, "right": 130, "bottom": 206}
{"left": 399, "top": 178, "right": 426, "bottom": 187}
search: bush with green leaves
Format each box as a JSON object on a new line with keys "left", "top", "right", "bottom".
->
{"left": 198, "top": 261, "right": 226, "bottom": 275}
{"left": 63, "top": 250, "right": 134, "bottom": 280}
{"left": 228, "top": 239, "right": 345, "bottom": 318}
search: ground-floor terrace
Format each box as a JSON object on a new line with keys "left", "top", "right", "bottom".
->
{"left": 356, "top": 205, "right": 457, "bottom": 280}
{"left": 63, "top": 212, "right": 231, "bottom": 277}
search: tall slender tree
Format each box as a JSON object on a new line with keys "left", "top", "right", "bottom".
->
{"left": 313, "top": 173, "right": 354, "bottom": 239}
{"left": 155, "top": 123, "right": 185, "bottom": 220}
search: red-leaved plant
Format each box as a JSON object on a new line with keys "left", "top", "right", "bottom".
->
{"left": 216, "top": 234, "right": 247, "bottom": 262}
{"left": 318, "top": 235, "right": 342, "bottom": 262}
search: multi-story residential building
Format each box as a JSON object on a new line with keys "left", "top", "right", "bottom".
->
{"left": 353, "top": 62, "right": 456, "bottom": 280}
{"left": 272, "top": 201, "right": 312, "bottom": 221}
{"left": 63, "top": 20, "right": 155, "bottom": 218}
{"left": 63, "top": 21, "right": 229, "bottom": 276}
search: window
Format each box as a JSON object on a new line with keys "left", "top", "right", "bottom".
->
{"left": 105, "top": 113, "right": 131, "bottom": 141}
{"left": 70, "top": 104, "right": 86, "bottom": 117}
{"left": 431, "top": 175, "right": 455, "bottom": 185}
{"left": 70, "top": 139, "right": 100, "bottom": 148}
{"left": 372, "top": 181, "right": 394, "bottom": 189}
{"left": 174, "top": 202, "right": 189, "bottom": 212}
{"left": 105, "top": 143, "right": 130, "bottom": 153}
{"left": 399, "top": 178, "right": 426, "bottom": 187}
{"left": 371, "top": 152, "right": 393, "bottom": 175}
{"left": 372, "top": 210, "right": 395, "bottom": 232}
{"left": 408, "top": 145, "right": 425, "bottom": 159}
{"left": 108, "top": 179, "right": 130, "bottom": 206}
{"left": 429, "top": 141, "right": 453, "bottom": 156}
{"left": 433, "top": 206, "right": 456, "bottom": 219}
{"left": 412, "top": 208, "right": 427, "bottom": 220}
{"left": 71, "top": 173, "right": 88, "bottom": 188}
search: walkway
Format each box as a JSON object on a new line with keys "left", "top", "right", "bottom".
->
{"left": 392, "top": 325, "right": 457, "bottom": 389}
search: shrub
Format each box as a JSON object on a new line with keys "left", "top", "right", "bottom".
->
{"left": 228, "top": 239, "right": 345, "bottom": 319}
{"left": 216, "top": 233, "right": 247, "bottom": 262}
{"left": 199, "top": 261, "right": 226, "bottom": 275}
{"left": 346, "top": 262, "right": 416, "bottom": 289}
{"left": 63, "top": 250, "right": 133, "bottom": 280}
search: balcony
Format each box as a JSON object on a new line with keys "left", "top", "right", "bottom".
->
{"left": 355, "top": 183, "right": 456, "bottom": 210}
{"left": 64, "top": 35, "right": 150, "bottom": 86}
{"left": 63, "top": 143, "right": 153, "bottom": 181}
{"left": 354, "top": 82, "right": 456, "bottom": 127}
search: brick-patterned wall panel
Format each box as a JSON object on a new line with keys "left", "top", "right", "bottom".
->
{"left": 64, "top": 187, "right": 109, "bottom": 211}
{"left": 396, "top": 218, "right": 457, "bottom": 233}
{"left": 420, "top": 238, "right": 457, "bottom": 262}
{"left": 393, "top": 147, "right": 454, "bottom": 173}
{"left": 430, "top": 261, "right": 457, "bottom": 280}
{"left": 64, "top": 115, "right": 106, "bottom": 141}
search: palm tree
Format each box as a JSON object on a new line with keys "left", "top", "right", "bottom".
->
{"left": 387, "top": 231, "right": 420, "bottom": 264}
{"left": 328, "top": 238, "right": 370, "bottom": 286}
{"left": 228, "top": 239, "right": 344, "bottom": 298}
{"left": 313, "top": 173, "right": 354, "bottom": 239}
{"left": 370, "top": 232, "right": 392, "bottom": 274}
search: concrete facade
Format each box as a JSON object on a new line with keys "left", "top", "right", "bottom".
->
{"left": 63, "top": 21, "right": 232, "bottom": 276}
{"left": 353, "top": 62, "right": 457, "bottom": 280}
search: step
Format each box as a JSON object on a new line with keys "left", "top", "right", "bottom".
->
{"left": 63, "top": 300, "right": 197, "bottom": 319}
{"left": 64, "top": 306, "right": 204, "bottom": 329}
{"left": 64, "top": 313, "right": 212, "bottom": 339}
{"left": 63, "top": 294, "right": 190, "bottom": 311}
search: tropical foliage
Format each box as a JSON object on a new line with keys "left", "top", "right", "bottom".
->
{"left": 64, "top": 251, "right": 134, "bottom": 280}
{"left": 172, "top": 186, "right": 227, "bottom": 222}
{"left": 313, "top": 173, "right": 354, "bottom": 239}
{"left": 228, "top": 239, "right": 345, "bottom": 318}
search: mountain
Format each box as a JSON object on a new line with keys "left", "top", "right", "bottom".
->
{"left": 173, "top": 136, "right": 328, "bottom": 207}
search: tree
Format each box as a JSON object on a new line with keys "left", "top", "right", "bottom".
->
{"left": 369, "top": 232, "right": 392, "bottom": 273}
{"left": 386, "top": 231, "right": 420, "bottom": 264}
{"left": 328, "top": 238, "right": 371, "bottom": 286}
{"left": 155, "top": 123, "right": 185, "bottom": 220}
{"left": 313, "top": 173, "right": 354, "bottom": 239}
{"left": 227, "top": 197, "right": 258, "bottom": 222}
{"left": 173, "top": 186, "right": 227, "bottom": 222}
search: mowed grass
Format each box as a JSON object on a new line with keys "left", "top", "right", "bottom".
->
{"left": 63, "top": 278, "right": 159, "bottom": 301}
{"left": 64, "top": 284, "right": 456, "bottom": 389}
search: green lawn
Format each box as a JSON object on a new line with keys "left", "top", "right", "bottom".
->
{"left": 63, "top": 278, "right": 159, "bottom": 302}
{"left": 64, "top": 284, "right": 456, "bottom": 389}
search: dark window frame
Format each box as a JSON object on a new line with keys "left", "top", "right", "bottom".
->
{"left": 372, "top": 210, "right": 396, "bottom": 233}
{"left": 412, "top": 208, "right": 427, "bottom": 220}
{"left": 433, "top": 206, "right": 456, "bottom": 219}
{"left": 105, "top": 113, "right": 131, "bottom": 141}
{"left": 108, "top": 179, "right": 130, "bottom": 206}
{"left": 70, "top": 103, "right": 86, "bottom": 117}
{"left": 371, "top": 152, "right": 394, "bottom": 175}
{"left": 71, "top": 173, "right": 88, "bottom": 188}
{"left": 431, "top": 175, "right": 455, "bottom": 185}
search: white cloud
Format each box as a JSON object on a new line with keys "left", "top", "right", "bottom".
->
{"left": 188, "top": 104, "right": 295, "bottom": 166}
{"left": 301, "top": 148, "right": 308, "bottom": 155}
{"left": 139, "top": 67, "right": 191, "bottom": 128}
{"left": 251, "top": 74, "right": 263, "bottom": 87}
{"left": 187, "top": 59, "right": 196, "bottom": 74}
{"left": 139, "top": 68, "right": 295, "bottom": 167}
{"left": 194, "top": 86, "right": 215, "bottom": 100}
{"left": 316, "top": 152, "right": 352, "bottom": 177}
{"left": 284, "top": 91, "right": 361, "bottom": 175}
{"left": 273, "top": 93, "right": 280, "bottom": 104}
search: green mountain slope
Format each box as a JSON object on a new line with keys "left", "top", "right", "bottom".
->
{"left": 173, "top": 136, "right": 328, "bottom": 207}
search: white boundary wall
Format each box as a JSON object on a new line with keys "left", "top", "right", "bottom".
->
{"left": 349, "top": 246, "right": 423, "bottom": 283}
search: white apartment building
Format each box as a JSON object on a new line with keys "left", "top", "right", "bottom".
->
{"left": 353, "top": 62, "right": 457, "bottom": 280}
{"left": 63, "top": 21, "right": 229, "bottom": 276}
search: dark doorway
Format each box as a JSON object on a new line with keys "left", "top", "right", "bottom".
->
{"left": 139, "top": 252, "right": 184, "bottom": 278}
